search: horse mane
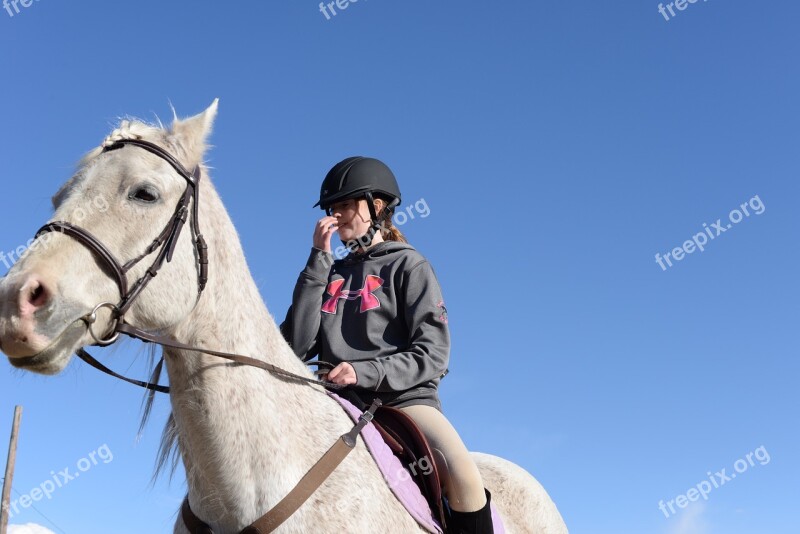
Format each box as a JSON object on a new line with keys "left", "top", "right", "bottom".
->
{"left": 125, "top": 343, "right": 180, "bottom": 482}
{"left": 133, "top": 344, "right": 183, "bottom": 482}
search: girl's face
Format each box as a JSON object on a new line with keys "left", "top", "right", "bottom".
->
{"left": 330, "top": 198, "right": 369, "bottom": 242}
{"left": 330, "top": 198, "right": 383, "bottom": 243}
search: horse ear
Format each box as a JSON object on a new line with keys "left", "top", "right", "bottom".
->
{"left": 169, "top": 99, "right": 219, "bottom": 166}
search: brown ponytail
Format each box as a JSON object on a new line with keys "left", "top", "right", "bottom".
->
{"left": 375, "top": 195, "right": 409, "bottom": 244}
{"left": 381, "top": 213, "right": 408, "bottom": 243}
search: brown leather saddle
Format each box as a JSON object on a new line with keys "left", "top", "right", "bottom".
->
{"left": 372, "top": 406, "right": 449, "bottom": 532}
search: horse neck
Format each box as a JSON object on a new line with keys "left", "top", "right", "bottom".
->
{"left": 162, "top": 191, "right": 344, "bottom": 528}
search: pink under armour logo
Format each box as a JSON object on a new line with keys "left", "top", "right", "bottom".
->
{"left": 322, "top": 275, "right": 384, "bottom": 314}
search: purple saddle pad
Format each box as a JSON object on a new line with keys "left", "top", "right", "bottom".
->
{"left": 330, "top": 393, "right": 505, "bottom": 534}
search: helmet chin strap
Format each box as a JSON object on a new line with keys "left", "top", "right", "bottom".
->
{"left": 341, "top": 192, "right": 400, "bottom": 252}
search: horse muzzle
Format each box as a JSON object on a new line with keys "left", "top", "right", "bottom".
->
{"left": 0, "top": 271, "right": 87, "bottom": 370}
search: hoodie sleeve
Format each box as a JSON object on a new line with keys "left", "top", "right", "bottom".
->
{"left": 350, "top": 260, "right": 450, "bottom": 392}
{"left": 280, "top": 247, "right": 333, "bottom": 361}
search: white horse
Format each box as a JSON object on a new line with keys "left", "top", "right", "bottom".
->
{"left": 0, "top": 101, "right": 568, "bottom": 533}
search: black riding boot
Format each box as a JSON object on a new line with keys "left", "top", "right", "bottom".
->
{"left": 447, "top": 490, "right": 494, "bottom": 534}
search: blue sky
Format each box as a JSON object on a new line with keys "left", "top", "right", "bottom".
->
{"left": 1, "top": 1, "right": 798, "bottom": 533}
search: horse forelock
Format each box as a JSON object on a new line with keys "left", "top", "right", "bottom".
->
{"left": 77, "top": 118, "right": 166, "bottom": 167}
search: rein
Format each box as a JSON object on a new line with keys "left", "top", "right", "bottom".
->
{"left": 33, "top": 138, "right": 368, "bottom": 533}
{"left": 75, "top": 316, "right": 341, "bottom": 394}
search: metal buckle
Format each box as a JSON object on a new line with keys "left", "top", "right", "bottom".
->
{"left": 82, "top": 302, "right": 122, "bottom": 346}
{"left": 360, "top": 410, "right": 375, "bottom": 424}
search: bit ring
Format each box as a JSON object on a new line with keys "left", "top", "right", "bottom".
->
{"left": 83, "top": 302, "right": 121, "bottom": 346}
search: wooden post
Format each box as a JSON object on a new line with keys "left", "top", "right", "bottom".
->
{"left": 0, "top": 406, "right": 23, "bottom": 534}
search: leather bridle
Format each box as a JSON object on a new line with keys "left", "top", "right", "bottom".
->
{"left": 31, "top": 139, "right": 378, "bottom": 533}
{"left": 39, "top": 139, "right": 208, "bottom": 332}
{"left": 36, "top": 138, "right": 337, "bottom": 391}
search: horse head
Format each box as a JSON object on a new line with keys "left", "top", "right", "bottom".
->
{"left": 0, "top": 100, "right": 219, "bottom": 375}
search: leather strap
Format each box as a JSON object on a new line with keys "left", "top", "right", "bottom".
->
{"left": 35, "top": 222, "right": 129, "bottom": 297}
{"left": 114, "top": 322, "right": 345, "bottom": 391}
{"left": 76, "top": 348, "right": 170, "bottom": 393}
{"left": 104, "top": 139, "right": 198, "bottom": 186}
{"left": 183, "top": 498, "right": 214, "bottom": 534}
{"left": 182, "top": 399, "right": 382, "bottom": 534}
{"left": 244, "top": 440, "right": 353, "bottom": 532}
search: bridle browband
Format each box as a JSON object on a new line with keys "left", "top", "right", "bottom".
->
{"left": 31, "top": 138, "right": 378, "bottom": 533}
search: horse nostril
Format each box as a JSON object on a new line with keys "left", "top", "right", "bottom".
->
{"left": 22, "top": 278, "right": 51, "bottom": 313}
{"left": 31, "top": 284, "right": 44, "bottom": 304}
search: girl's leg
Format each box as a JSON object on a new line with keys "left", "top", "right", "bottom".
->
{"left": 399, "top": 405, "right": 487, "bottom": 513}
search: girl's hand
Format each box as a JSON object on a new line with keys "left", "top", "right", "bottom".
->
{"left": 324, "top": 362, "right": 357, "bottom": 386}
{"left": 313, "top": 215, "right": 340, "bottom": 253}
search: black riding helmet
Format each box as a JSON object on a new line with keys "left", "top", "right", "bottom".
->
{"left": 315, "top": 157, "right": 402, "bottom": 249}
{"left": 315, "top": 156, "right": 402, "bottom": 211}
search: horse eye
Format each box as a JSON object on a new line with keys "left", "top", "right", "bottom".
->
{"left": 130, "top": 185, "right": 160, "bottom": 203}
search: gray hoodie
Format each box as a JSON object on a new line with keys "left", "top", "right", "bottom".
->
{"left": 280, "top": 241, "right": 450, "bottom": 410}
